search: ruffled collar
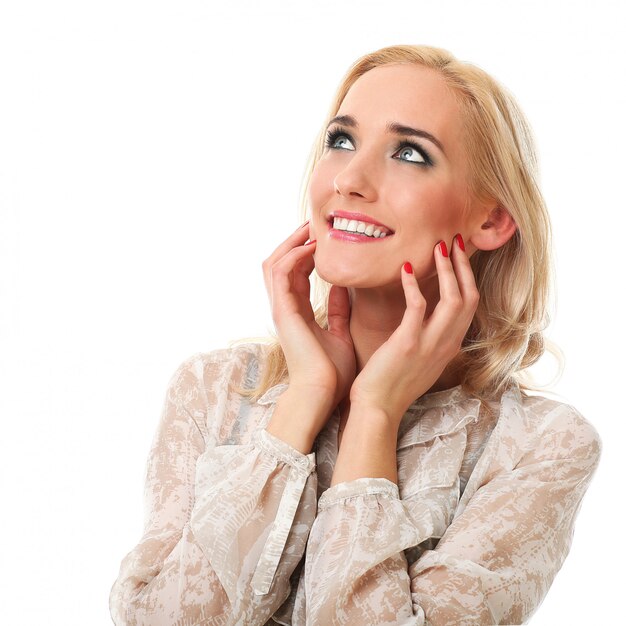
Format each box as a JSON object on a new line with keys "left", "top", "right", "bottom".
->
{"left": 257, "top": 382, "right": 469, "bottom": 409}
{"left": 257, "top": 381, "right": 513, "bottom": 450}
{"left": 398, "top": 385, "right": 483, "bottom": 448}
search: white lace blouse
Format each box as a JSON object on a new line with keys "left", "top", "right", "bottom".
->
{"left": 109, "top": 342, "right": 601, "bottom": 625}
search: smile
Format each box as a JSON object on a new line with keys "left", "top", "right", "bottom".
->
{"left": 327, "top": 217, "right": 395, "bottom": 243}
{"left": 331, "top": 216, "right": 392, "bottom": 237}
{"left": 328, "top": 210, "right": 394, "bottom": 243}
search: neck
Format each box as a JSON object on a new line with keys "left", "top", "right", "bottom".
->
{"left": 347, "top": 273, "right": 464, "bottom": 397}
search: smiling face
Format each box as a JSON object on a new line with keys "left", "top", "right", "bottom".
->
{"left": 309, "top": 63, "right": 478, "bottom": 289}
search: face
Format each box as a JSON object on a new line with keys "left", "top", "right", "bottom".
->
{"left": 309, "top": 63, "right": 476, "bottom": 290}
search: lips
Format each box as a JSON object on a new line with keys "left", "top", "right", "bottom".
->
{"left": 328, "top": 210, "right": 395, "bottom": 234}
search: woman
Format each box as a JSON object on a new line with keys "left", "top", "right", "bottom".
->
{"left": 109, "top": 45, "right": 601, "bottom": 625}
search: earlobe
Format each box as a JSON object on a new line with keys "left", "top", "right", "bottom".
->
{"left": 471, "top": 205, "right": 518, "bottom": 251}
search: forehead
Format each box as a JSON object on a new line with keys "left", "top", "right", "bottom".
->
{"left": 338, "top": 64, "right": 462, "bottom": 150}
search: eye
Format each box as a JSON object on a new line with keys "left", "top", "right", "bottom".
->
{"left": 394, "top": 142, "right": 429, "bottom": 165}
{"left": 324, "top": 126, "right": 433, "bottom": 167}
{"left": 325, "top": 127, "right": 354, "bottom": 151}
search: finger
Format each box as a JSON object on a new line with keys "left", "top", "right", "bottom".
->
{"left": 263, "top": 221, "right": 311, "bottom": 296}
{"left": 435, "top": 238, "right": 463, "bottom": 302}
{"left": 425, "top": 239, "right": 463, "bottom": 329}
{"left": 270, "top": 240, "right": 317, "bottom": 316}
{"left": 426, "top": 236, "right": 479, "bottom": 351}
{"left": 265, "top": 221, "right": 311, "bottom": 267}
{"left": 262, "top": 221, "right": 311, "bottom": 292}
{"left": 450, "top": 233, "right": 480, "bottom": 308}
{"left": 327, "top": 284, "right": 351, "bottom": 340}
{"left": 395, "top": 261, "right": 427, "bottom": 345}
{"left": 291, "top": 242, "right": 318, "bottom": 298}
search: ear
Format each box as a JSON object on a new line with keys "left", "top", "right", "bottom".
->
{"left": 469, "top": 205, "right": 518, "bottom": 251}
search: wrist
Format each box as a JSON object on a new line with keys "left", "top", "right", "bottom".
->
{"left": 347, "top": 402, "right": 396, "bottom": 427}
{"left": 330, "top": 405, "right": 399, "bottom": 487}
{"left": 284, "top": 384, "right": 337, "bottom": 418}
{"left": 265, "top": 388, "right": 334, "bottom": 455}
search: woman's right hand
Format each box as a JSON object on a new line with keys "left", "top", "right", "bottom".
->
{"left": 262, "top": 221, "right": 356, "bottom": 421}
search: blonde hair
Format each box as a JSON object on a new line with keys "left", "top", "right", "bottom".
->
{"left": 230, "top": 44, "right": 564, "bottom": 414}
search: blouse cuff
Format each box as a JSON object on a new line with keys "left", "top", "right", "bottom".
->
{"left": 317, "top": 477, "right": 400, "bottom": 511}
{"left": 251, "top": 428, "right": 316, "bottom": 596}
{"left": 255, "top": 428, "right": 316, "bottom": 475}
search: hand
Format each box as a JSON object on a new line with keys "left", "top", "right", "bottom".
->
{"left": 262, "top": 221, "right": 357, "bottom": 423}
{"left": 348, "top": 235, "right": 479, "bottom": 425}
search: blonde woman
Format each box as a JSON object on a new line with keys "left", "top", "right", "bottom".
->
{"left": 109, "top": 45, "right": 602, "bottom": 625}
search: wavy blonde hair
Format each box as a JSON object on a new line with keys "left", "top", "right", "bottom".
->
{"left": 230, "top": 44, "right": 564, "bottom": 413}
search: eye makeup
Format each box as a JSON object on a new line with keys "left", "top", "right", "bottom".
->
{"left": 324, "top": 125, "right": 434, "bottom": 167}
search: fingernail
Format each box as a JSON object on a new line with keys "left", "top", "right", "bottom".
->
{"left": 403, "top": 262, "right": 413, "bottom": 274}
{"left": 305, "top": 239, "right": 317, "bottom": 246}
{"left": 438, "top": 240, "right": 448, "bottom": 258}
{"left": 299, "top": 220, "right": 310, "bottom": 229}
{"left": 455, "top": 233, "right": 465, "bottom": 251}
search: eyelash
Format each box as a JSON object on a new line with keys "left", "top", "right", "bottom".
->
{"left": 324, "top": 126, "right": 434, "bottom": 167}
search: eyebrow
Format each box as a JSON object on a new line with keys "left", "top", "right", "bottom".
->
{"left": 326, "top": 114, "right": 446, "bottom": 155}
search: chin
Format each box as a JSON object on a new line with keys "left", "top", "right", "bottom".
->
{"left": 314, "top": 259, "right": 396, "bottom": 289}
{"left": 314, "top": 265, "right": 356, "bottom": 288}
{"left": 314, "top": 264, "right": 354, "bottom": 287}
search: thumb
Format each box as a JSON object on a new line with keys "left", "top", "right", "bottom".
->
{"left": 327, "top": 284, "right": 351, "bottom": 338}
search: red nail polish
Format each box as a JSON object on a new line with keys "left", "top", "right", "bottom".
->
{"left": 455, "top": 233, "right": 465, "bottom": 251}
{"left": 439, "top": 241, "right": 448, "bottom": 258}
{"left": 403, "top": 261, "right": 413, "bottom": 274}
{"left": 299, "top": 220, "right": 310, "bottom": 229}
{"left": 304, "top": 239, "right": 317, "bottom": 246}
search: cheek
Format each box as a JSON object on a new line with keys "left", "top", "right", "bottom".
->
{"left": 308, "top": 161, "right": 333, "bottom": 204}
{"left": 307, "top": 163, "right": 336, "bottom": 238}
{"left": 308, "top": 173, "right": 322, "bottom": 209}
{"left": 395, "top": 178, "right": 465, "bottom": 228}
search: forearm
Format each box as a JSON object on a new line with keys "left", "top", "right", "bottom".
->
{"left": 330, "top": 405, "right": 399, "bottom": 487}
{"left": 265, "top": 388, "right": 334, "bottom": 455}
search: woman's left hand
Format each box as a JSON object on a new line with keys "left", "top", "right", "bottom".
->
{"left": 348, "top": 234, "right": 480, "bottom": 425}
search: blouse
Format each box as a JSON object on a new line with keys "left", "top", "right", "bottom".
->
{"left": 109, "top": 341, "right": 602, "bottom": 625}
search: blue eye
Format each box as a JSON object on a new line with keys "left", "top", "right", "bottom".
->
{"left": 324, "top": 125, "right": 433, "bottom": 167}
{"left": 395, "top": 144, "right": 429, "bottom": 165}
{"left": 325, "top": 129, "right": 353, "bottom": 151}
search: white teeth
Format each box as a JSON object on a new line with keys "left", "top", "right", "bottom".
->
{"left": 332, "top": 216, "right": 391, "bottom": 238}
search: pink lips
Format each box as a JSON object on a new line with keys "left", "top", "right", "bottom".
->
{"left": 328, "top": 229, "right": 392, "bottom": 243}
{"left": 327, "top": 219, "right": 394, "bottom": 243}
{"left": 328, "top": 210, "right": 394, "bottom": 234}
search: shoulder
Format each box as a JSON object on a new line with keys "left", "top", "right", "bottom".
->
{"left": 194, "top": 340, "right": 267, "bottom": 368}
{"left": 169, "top": 341, "right": 271, "bottom": 396}
{"left": 163, "top": 342, "right": 273, "bottom": 442}
{"left": 515, "top": 391, "right": 602, "bottom": 471}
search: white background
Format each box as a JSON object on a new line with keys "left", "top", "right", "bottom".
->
{"left": 1, "top": 1, "right": 623, "bottom": 623}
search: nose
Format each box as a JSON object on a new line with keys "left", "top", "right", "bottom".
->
{"left": 332, "top": 149, "right": 379, "bottom": 201}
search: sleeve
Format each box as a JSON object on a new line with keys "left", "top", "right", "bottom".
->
{"left": 301, "top": 403, "right": 602, "bottom": 626}
{"left": 108, "top": 351, "right": 318, "bottom": 626}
